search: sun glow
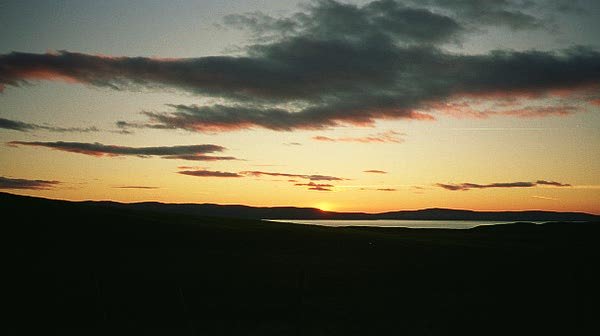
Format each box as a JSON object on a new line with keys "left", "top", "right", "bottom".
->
{"left": 316, "top": 202, "right": 334, "bottom": 212}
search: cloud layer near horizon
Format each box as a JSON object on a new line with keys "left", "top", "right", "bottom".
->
{"left": 437, "top": 180, "right": 571, "bottom": 191}
{"left": 8, "top": 141, "right": 237, "bottom": 161}
{"left": 178, "top": 168, "right": 346, "bottom": 191}
{"left": 179, "top": 170, "right": 243, "bottom": 178}
{"left": 114, "top": 185, "right": 160, "bottom": 189}
{"left": 1, "top": 0, "right": 598, "bottom": 132}
{"left": 0, "top": 176, "right": 60, "bottom": 190}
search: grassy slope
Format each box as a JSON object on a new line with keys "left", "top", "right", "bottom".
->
{"left": 4, "top": 192, "right": 599, "bottom": 335}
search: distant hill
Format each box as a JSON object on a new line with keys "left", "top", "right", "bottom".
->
{"left": 1, "top": 192, "right": 597, "bottom": 221}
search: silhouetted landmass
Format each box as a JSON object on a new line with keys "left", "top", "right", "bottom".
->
{"left": 67, "top": 195, "right": 600, "bottom": 221}
{"left": 4, "top": 192, "right": 598, "bottom": 335}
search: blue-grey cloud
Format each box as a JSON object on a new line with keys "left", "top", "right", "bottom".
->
{"left": 404, "top": 0, "right": 545, "bottom": 30}
{"left": 1, "top": 1, "right": 598, "bottom": 132}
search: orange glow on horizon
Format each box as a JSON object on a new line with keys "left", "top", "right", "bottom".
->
{"left": 315, "top": 202, "right": 335, "bottom": 212}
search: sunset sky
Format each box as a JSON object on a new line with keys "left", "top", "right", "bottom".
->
{"left": 1, "top": 0, "right": 599, "bottom": 213}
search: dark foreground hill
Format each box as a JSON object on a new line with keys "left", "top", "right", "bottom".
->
{"left": 3, "top": 192, "right": 599, "bottom": 335}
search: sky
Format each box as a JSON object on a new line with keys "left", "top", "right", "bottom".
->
{"left": 1, "top": 0, "right": 599, "bottom": 213}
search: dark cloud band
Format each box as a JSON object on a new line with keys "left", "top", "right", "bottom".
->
{"left": 0, "top": 117, "right": 99, "bottom": 133}
{"left": 437, "top": 180, "right": 571, "bottom": 191}
{"left": 8, "top": 141, "right": 237, "bottom": 161}
{"left": 240, "top": 170, "right": 345, "bottom": 181}
{"left": 114, "top": 186, "right": 160, "bottom": 189}
{"left": 0, "top": 176, "right": 60, "bottom": 190}
{"left": 178, "top": 170, "right": 243, "bottom": 178}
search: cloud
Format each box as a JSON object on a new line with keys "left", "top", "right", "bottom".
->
{"left": 313, "top": 130, "right": 405, "bottom": 143}
{"left": 8, "top": 141, "right": 237, "bottom": 161}
{"left": 176, "top": 168, "right": 341, "bottom": 190}
{"left": 535, "top": 180, "right": 571, "bottom": 187}
{"left": 240, "top": 170, "right": 345, "bottom": 181}
{"left": 1, "top": 1, "right": 599, "bottom": 132}
{"left": 427, "top": 100, "right": 581, "bottom": 119}
{"left": 178, "top": 170, "right": 243, "bottom": 178}
{"left": 162, "top": 154, "right": 238, "bottom": 161}
{"left": 294, "top": 182, "right": 334, "bottom": 187}
{"left": 437, "top": 180, "right": 572, "bottom": 191}
{"left": 294, "top": 181, "right": 334, "bottom": 191}
{"left": 115, "top": 185, "right": 159, "bottom": 189}
{"left": 359, "top": 187, "right": 397, "bottom": 192}
{"left": 0, "top": 176, "right": 60, "bottom": 190}
{"left": 499, "top": 106, "right": 578, "bottom": 118}
{"left": 307, "top": 186, "right": 332, "bottom": 191}
{"left": 0, "top": 117, "right": 99, "bottom": 133}
{"left": 364, "top": 169, "right": 387, "bottom": 174}
{"left": 0, "top": 118, "right": 37, "bottom": 131}
{"left": 224, "top": 0, "right": 464, "bottom": 44}
{"left": 405, "top": 0, "right": 546, "bottom": 30}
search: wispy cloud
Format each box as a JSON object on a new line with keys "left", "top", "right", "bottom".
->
{"left": 535, "top": 180, "right": 571, "bottom": 187}
{"left": 313, "top": 131, "right": 404, "bottom": 144}
{"left": 0, "top": 117, "right": 99, "bottom": 133}
{"left": 178, "top": 168, "right": 345, "bottom": 191}
{"left": 364, "top": 169, "right": 387, "bottom": 174}
{"left": 437, "top": 180, "right": 571, "bottom": 191}
{"left": 411, "top": 186, "right": 426, "bottom": 194}
{"left": 162, "top": 154, "right": 238, "bottom": 161}
{"left": 359, "top": 187, "right": 397, "bottom": 192}
{"left": 449, "top": 127, "right": 550, "bottom": 131}
{"left": 0, "top": 176, "right": 60, "bottom": 190}
{"left": 178, "top": 170, "right": 243, "bottom": 178}
{"left": 8, "top": 141, "right": 238, "bottom": 161}
{"left": 240, "top": 170, "right": 346, "bottom": 181}
{"left": 307, "top": 186, "right": 332, "bottom": 191}
{"left": 425, "top": 100, "right": 581, "bottom": 119}
{"left": 294, "top": 181, "right": 334, "bottom": 191}
{"left": 114, "top": 185, "right": 160, "bottom": 189}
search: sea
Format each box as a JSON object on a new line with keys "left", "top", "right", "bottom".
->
{"left": 267, "top": 219, "right": 545, "bottom": 229}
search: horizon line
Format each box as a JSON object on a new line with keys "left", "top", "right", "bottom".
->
{"left": 1, "top": 191, "right": 598, "bottom": 216}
